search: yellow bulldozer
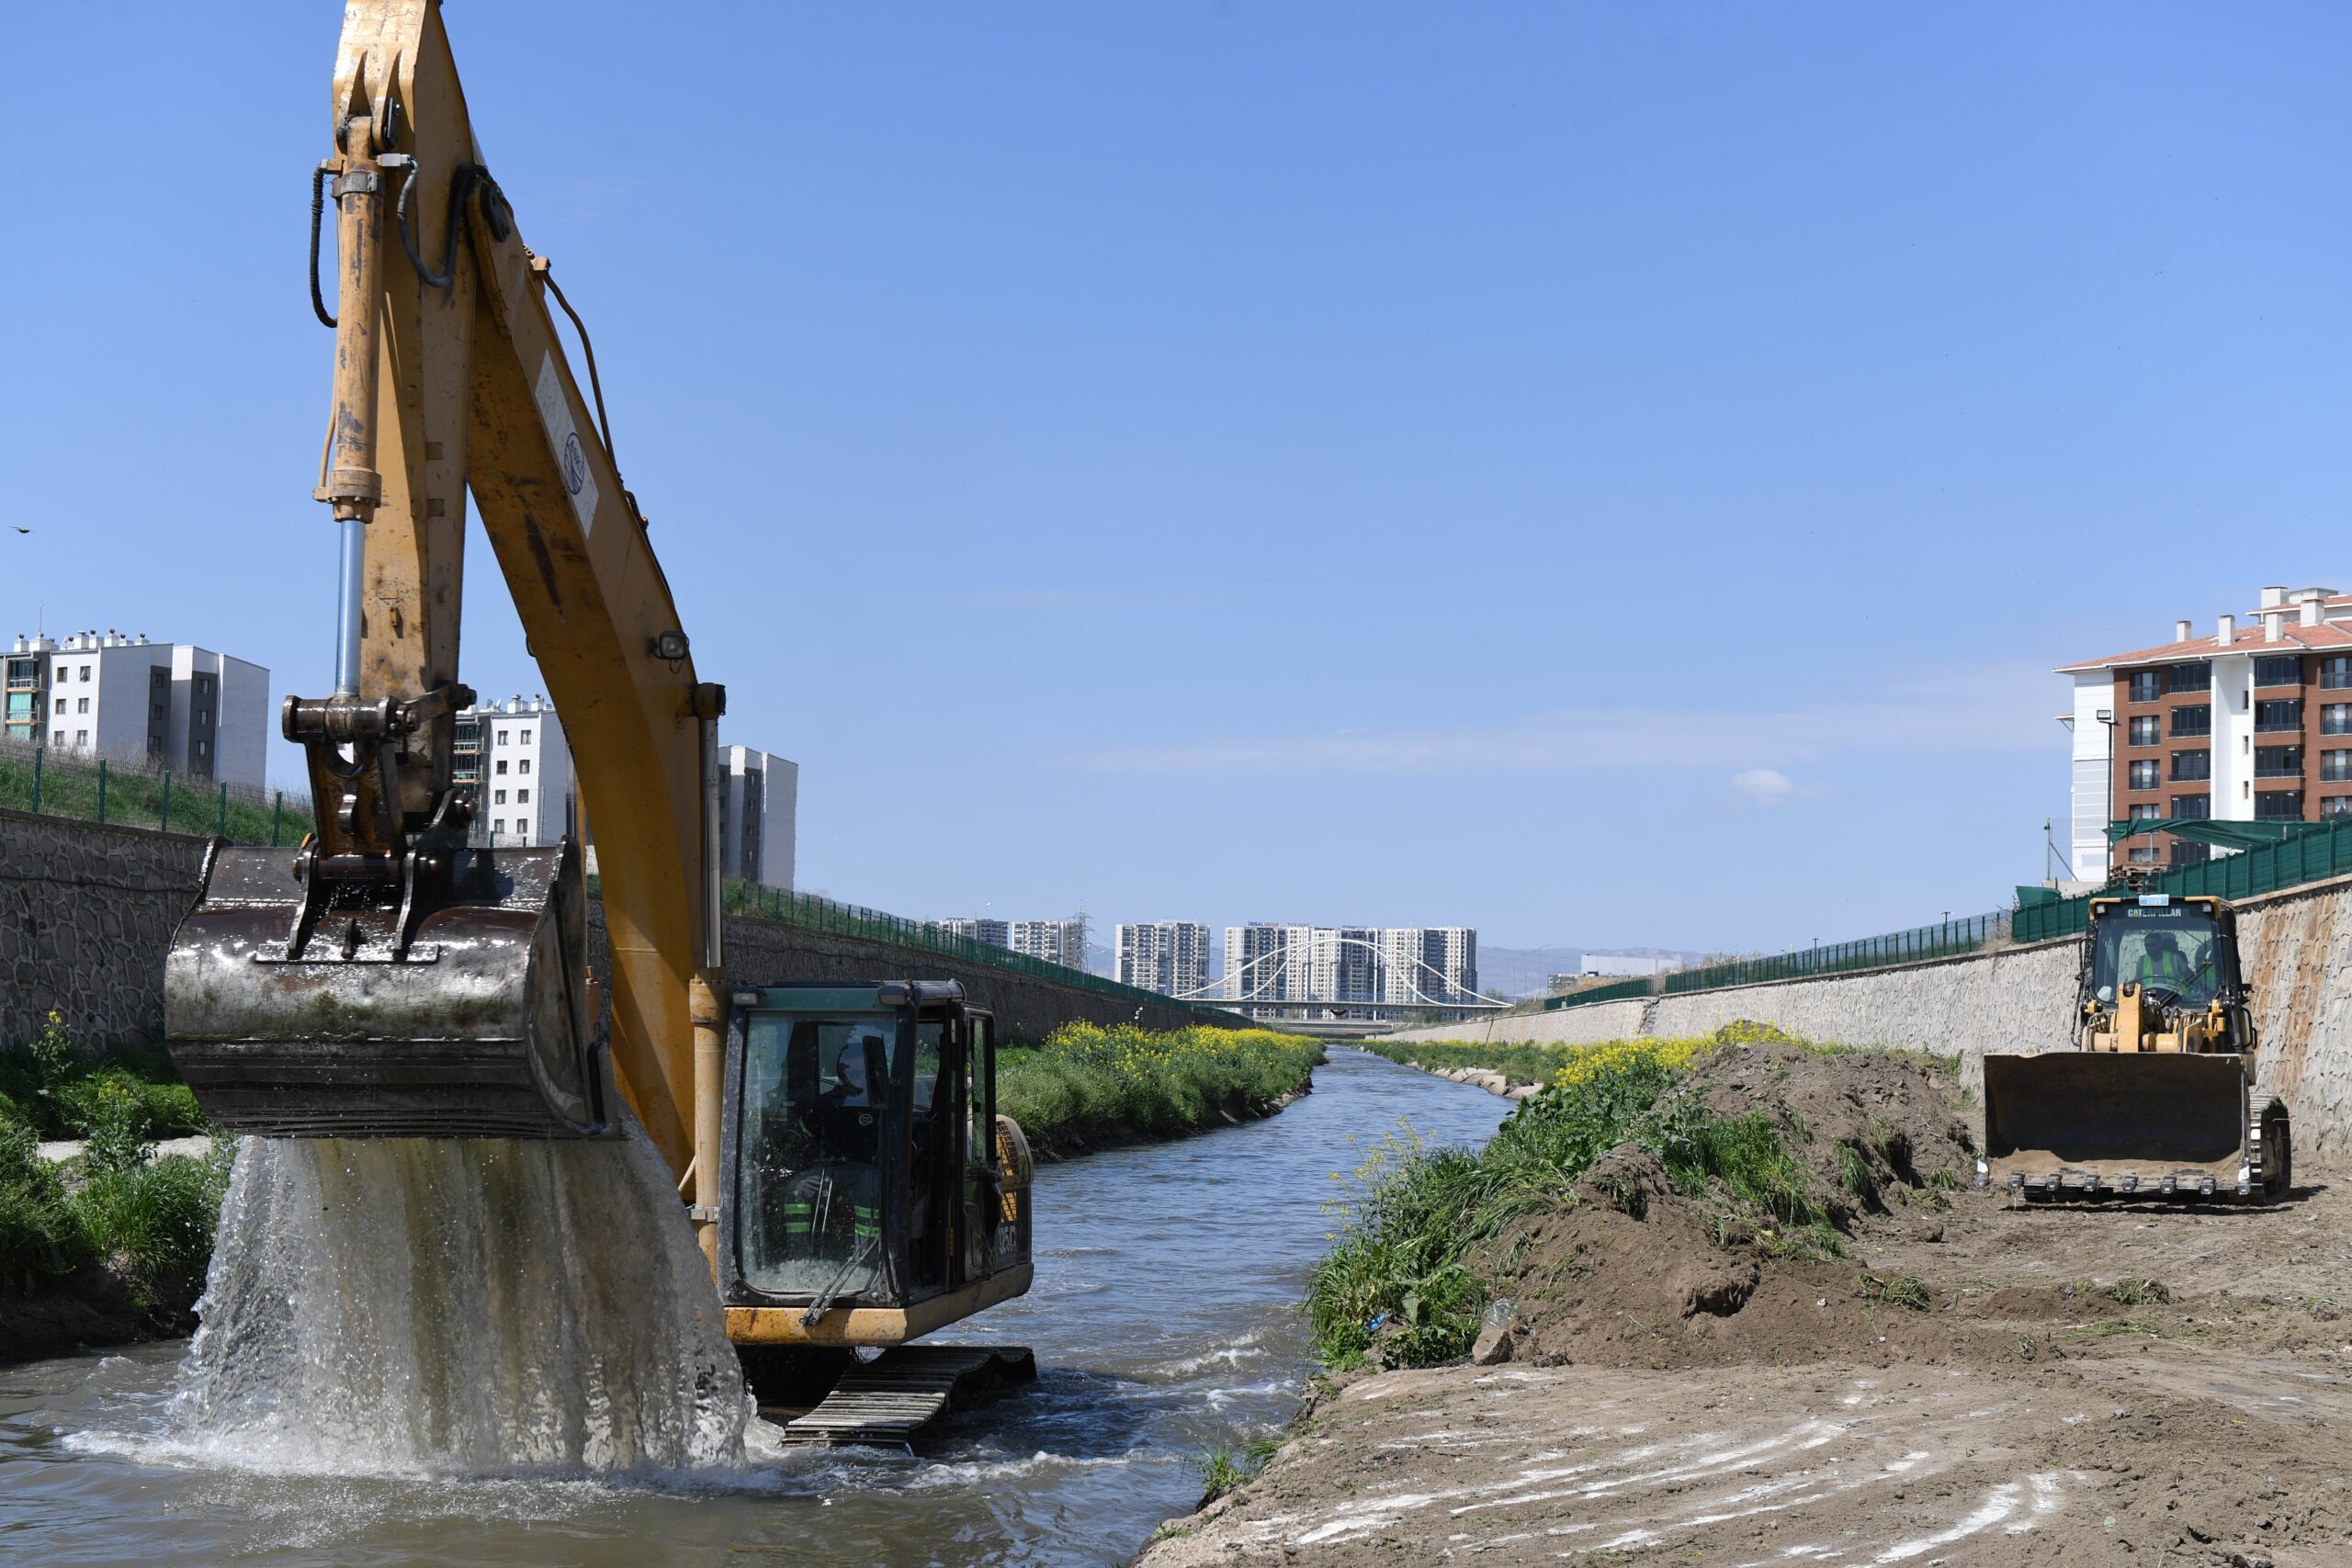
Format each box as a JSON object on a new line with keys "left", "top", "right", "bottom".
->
{"left": 1981, "top": 893, "right": 2292, "bottom": 1201}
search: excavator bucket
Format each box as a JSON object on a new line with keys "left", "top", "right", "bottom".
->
{"left": 1982, "top": 1051, "right": 2247, "bottom": 1194}
{"left": 164, "top": 840, "right": 607, "bottom": 1138}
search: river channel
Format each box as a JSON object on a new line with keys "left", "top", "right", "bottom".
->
{"left": 0, "top": 1047, "right": 1509, "bottom": 1566}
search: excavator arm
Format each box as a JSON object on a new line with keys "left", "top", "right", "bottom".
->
{"left": 167, "top": 0, "right": 729, "bottom": 1259}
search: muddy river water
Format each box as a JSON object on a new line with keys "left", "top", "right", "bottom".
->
{"left": 0, "top": 1047, "right": 1508, "bottom": 1566}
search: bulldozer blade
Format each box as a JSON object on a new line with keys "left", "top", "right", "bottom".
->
{"left": 164, "top": 840, "right": 607, "bottom": 1138}
{"left": 1983, "top": 1051, "right": 2246, "bottom": 1190}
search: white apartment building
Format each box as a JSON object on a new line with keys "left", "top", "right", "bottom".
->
{"left": 6, "top": 631, "right": 268, "bottom": 788}
{"left": 2060, "top": 585, "right": 2352, "bottom": 880}
{"left": 454, "top": 698, "right": 798, "bottom": 874}
{"left": 458, "top": 695, "right": 575, "bottom": 848}
{"left": 1115, "top": 921, "right": 1211, "bottom": 997}
{"left": 926, "top": 918, "right": 1011, "bottom": 948}
{"left": 720, "top": 745, "right": 797, "bottom": 891}
{"left": 1010, "top": 918, "right": 1089, "bottom": 971}
{"left": 1222, "top": 922, "right": 1480, "bottom": 1006}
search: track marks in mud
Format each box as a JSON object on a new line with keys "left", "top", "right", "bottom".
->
{"left": 1205, "top": 1369, "right": 2082, "bottom": 1562}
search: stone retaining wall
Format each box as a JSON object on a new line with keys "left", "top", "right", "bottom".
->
{"left": 2, "top": 811, "right": 1231, "bottom": 1054}
{"left": 1390, "top": 874, "right": 2352, "bottom": 1163}
{"left": 0, "top": 808, "right": 210, "bottom": 1048}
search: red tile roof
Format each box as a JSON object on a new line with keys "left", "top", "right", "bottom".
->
{"left": 2057, "top": 621, "right": 2352, "bottom": 674}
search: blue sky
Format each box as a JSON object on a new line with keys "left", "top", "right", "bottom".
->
{"left": 5, "top": 4, "right": 2350, "bottom": 955}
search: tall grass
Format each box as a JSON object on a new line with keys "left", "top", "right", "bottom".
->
{"left": 1309, "top": 1034, "right": 1823, "bottom": 1369}
{"left": 0, "top": 1011, "right": 209, "bottom": 1142}
{"left": 999, "top": 1023, "right": 1321, "bottom": 1146}
{"left": 0, "top": 743, "right": 303, "bottom": 843}
{"left": 0, "top": 1012, "right": 232, "bottom": 1311}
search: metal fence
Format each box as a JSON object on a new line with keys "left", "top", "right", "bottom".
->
{"left": 721, "top": 880, "right": 1246, "bottom": 1021}
{"left": 2012, "top": 818, "right": 2352, "bottom": 942}
{"left": 0, "top": 739, "right": 311, "bottom": 844}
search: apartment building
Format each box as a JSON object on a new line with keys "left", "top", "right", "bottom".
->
{"left": 458, "top": 695, "right": 576, "bottom": 848}
{"left": 1010, "top": 918, "right": 1089, "bottom": 971}
{"left": 1220, "top": 922, "right": 1480, "bottom": 1005}
{"left": 1115, "top": 921, "right": 1211, "bottom": 998}
{"left": 2060, "top": 585, "right": 2352, "bottom": 877}
{"left": 6, "top": 631, "right": 267, "bottom": 787}
{"left": 720, "top": 745, "right": 797, "bottom": 890}
{"left": 925, "top": 918, "right": 1011, "bottom": 948}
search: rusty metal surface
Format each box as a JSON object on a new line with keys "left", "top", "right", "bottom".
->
{"left": 164, "top": 841, "right": 605, "bottom": 1138}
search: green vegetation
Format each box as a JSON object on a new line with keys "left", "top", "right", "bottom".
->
{"left": 0, "top": 1012, "right": 209, "bottom": 1143}
{"left": 1357, "top": 1037, "right": 1584, "bottom": 1088}
{"left": 2109, "top": 1277, "right": 2171, "bottom": 1307}
{"left": 998, "top": 1023, "right": 1322, "bottom": 1151}
{"left": 1865, "top": 1271, "right": 1932, "bottom": 1311}
{"left": 1309, "top": 1032, "right": 1827, "bottom": 1370}
{"left": 0, "top": 1012, "right": 231, "bottom": 1309}
{"left": 0, "top": 745, "right": 304, "bottom": 843}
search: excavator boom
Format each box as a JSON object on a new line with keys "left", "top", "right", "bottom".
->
{"left": 165, "top": 0, "right": 725, "bottom": 1252}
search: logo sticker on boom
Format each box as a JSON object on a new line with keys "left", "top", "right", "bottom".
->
{"left": 534, "top": 353, "right": 601, "bottom": 536}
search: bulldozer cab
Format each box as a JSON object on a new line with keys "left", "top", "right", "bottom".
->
{"left": 2076, "top": 894, "right": 2248, "bottom": 1053}
{"left": 718, "top": 981, "right": 1033, "bottom": 1348}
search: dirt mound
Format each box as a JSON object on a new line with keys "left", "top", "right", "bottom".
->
{"left": 1483, "top": 1043, "right": 1994, "bottom": 1371}
{"left": 1681, "top": 1041, "right": 1977, "bottom": 1235}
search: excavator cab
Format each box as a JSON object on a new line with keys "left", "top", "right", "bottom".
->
{"left": 1982, "top": 894, "right": 2291, "bottom": 1200}
{"left": 719, "top": 981, "right": 1033, "bottom": 1348}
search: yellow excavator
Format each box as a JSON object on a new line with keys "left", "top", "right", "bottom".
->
{"left": 1980, "top": 893, "right": 2292, "bottom": 1201}
{"left": 162, "top": 0, "right": 1033, "bottom": 1435}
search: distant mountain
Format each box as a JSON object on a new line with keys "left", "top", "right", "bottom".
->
{"left": 1478, "top": 944, "right": 1710, "bottom": 1000}
{"left": 1476, "top": 945, "right": 1587, "bottom": 1001}
{"left": 1085, "top": 941, "right": 1116, "bottom": 979}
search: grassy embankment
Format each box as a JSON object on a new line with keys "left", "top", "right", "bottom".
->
{"left": 1357, "top": 1037, "right": 1587, "bottom": 1089}
{"left": 0, "top": 746, "right": 301, "bottom": 842}
{"left": 999, "top": 1022, "right": 1323, "bottom": 1158}
{"left": 0, "top": 1012, "right": 229, "bottom": 1353}
{"left": 1311, "top": 1027, "right": 1834, "bottom": 1368}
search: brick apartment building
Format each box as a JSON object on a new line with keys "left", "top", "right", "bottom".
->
{"left": 2061, "top": 584, "right": 2352, "bottom": 879}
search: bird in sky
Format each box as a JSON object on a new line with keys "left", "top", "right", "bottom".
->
{"left": 10, "top": 527, "right": 28, "bottom": 535}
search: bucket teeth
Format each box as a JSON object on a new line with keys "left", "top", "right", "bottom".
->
{"left": 164, "top": 840, "right": 606, "bottom": 1139}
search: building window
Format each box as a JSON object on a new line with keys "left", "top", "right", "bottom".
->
{"left": 2324, "top": 657, "right": 2352, "bottom": 691}
{"left": 2256, "top": 790, "right": 2305, "bottom": 821}
{"left": 2127, "top": 760, "right": 2159, "bottom": 790}
{"left": 2128, "top": 671, "right": 2162, "bottom": 703}
{"left": 78, "top": 666, "right": 91, "bottom": 682}
{"left": 76, "top": 697, "right": 89, "bottom": 715}
{"left": 2127, "top": 846, "right": 2160, "bottom": 865}
{"left": 494, "top": 818, "right": 506, "bottom": 835}
{"left": 74, "top": 729, "right": 87, "bottom": 745}
{"left": 151, "top": 703, "right": 164, "bottom": 720}
{"left": 2256, "top": 655, "right": 2304, "bottom": 688}
{"left": 2326, "top": 796, "right": 2352, "bottom": 820}
{"left": 2127, "top": 801, "right": 2159, "bottom": 820}
{"left": 518, "top": 759, "right": 530, "bottom": 774}
{"left": 516, "top": 788, "right": 529, "bottom": 804}
{"left": 520, "top": 729, "right": 532, "bottom": 744}
{"left": 2171, "top": 751, "right": 2211, "bottom": 782}
{"left": 196, "top": 740, "right": 208, "bottom": 758}
{"left": 2128, "top": 716, "right": 2160, "bottom": 746}
{"left": 495, "top": 760, "right": 507, "bottom": 775}
{"left": 2172, "top": 794, "right": 2211, "bottom": 819}
{"left": 2171, "top": 705, "right": 2211, "bottom": 738}
{"left": 497, "top": 729, "right": 510, "bottom": 744}
{"left": 2255, "top": 698, "right": 2304, "bottom": 732}
{"left": 2170, "top": 661, "right": 2212, "bottom": 693}
{"left": 2256, "top": 746, "right": 2304, "bottom": 778}
{"left": 494, "top": 789, "right": 507, "bottom": 805}
{"left": 52, "top": 730, "right": 62, "bottom": 747}
{"left": 2325, "top": 705, "right": 2352, "bottom": 736}
{"left": 2327, "top": 750, "right": 2352, "bottom": 784}
{"left": 52, "top": 697, "right": 64, "bottom": 716}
